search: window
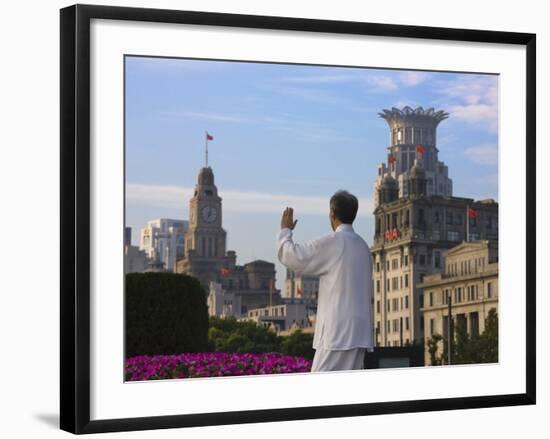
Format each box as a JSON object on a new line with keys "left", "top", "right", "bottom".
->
{"left": 387, "top": 300, "right": 390, "bottom": 312}
{"left": 434, "top": 210, "right": 440, "bottom": 224}
{"left": 447, "top": 230, "right": 460, "bottom": 241}
{"left": 392, "top": 258, "right": 399, "bottom": 270}
{"left": 405, "top": 295, "right": 409, "bottom": 308}
{"left": 430, "top": 318, "right": 435, "bottom": 336}
{"left": 419, "top": 293, "right": 424, "bottom": 308}
{"left": 376, "top": 261, "right": 380, "bottom": 272}
{"left": 446, "top": 211, "right": 453, "bottom": 225}
{"left": 387, "top": 279, "right": 390, "bottom": 291}
{"left": 376, "top": 300, "right": 380, "bottom": 313}
{"left": 470, "top": 312, "right": 480, "bottom": 336}
{"left": 455, "top": 214, "right": 463, "bottom": 225}
{"left": 387, "top": 260, "right": 390, "bottom": 271}
{"left": 404, "top": 274, "right": 409, "bottom": 287}
{"left": 405, "top": 317, "right": 410, "bottom": 331}
{"left": 376, "top": 280, "right": 380, "bottom": 293}
{"left": 392, "top": 277, "right": 399, "bottom": 290}
{"left": 429, "top": 292, "right": 434, "bottom": 307}
{"left": 387, "top": 320, "right": 391, "bottom": 333}
{"left": 435, "top": 251, "right": 441, "bottom": 269}
{"left": 488, "top": 282, "right": 493, "bottom": 298}
{"left": 404, "top": 255, "right": 409, "bottom": 266}
{"left": 418, "top": 208, "right": 425, "bottom": 225}
{"left": 405, "top": 126, "right": 412, "bottom": 143}
{"left": 419, "top": 254, "right": 426, "bottom": 265}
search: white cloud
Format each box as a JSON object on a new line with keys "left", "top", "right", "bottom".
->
{"left": 448, "top": 103, "right": 498, "bottom": 131}
{"left": 365, "top": 75, "right": 398, "bottom": 92}
{"left": 161, "top": 110, "right": 249, "bottom": 123}
{"left": 127, "top": 183, "right": 373, "bottom": 216}
{"left": 266, "top": 84, "right": 349, "bottom": 105}
{"left": 464, "top": 144, "right": 498, "bottom": 165}
{"left": 279, "top": 74, "right": 354, "bottom": 84}
{"left": 399, "top": 71, "right": 431, "bottom": 86}
{"left": 436, "top": 75, "right": 498, "bottom": 131}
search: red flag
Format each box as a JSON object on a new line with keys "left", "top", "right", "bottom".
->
{"left": 221, "top": 267, "right": 230, "bottom": 276}
{"left": 297, "top": 286, "right": 302, "bottom": 298}
{"left": 206, "top": 132, "right": 214, "bottom": 141}
{"left": 388, "top": 154, "right": 396, "bottom": 165}
{"left": 468, "top": 208, "right": 478, "bottom": 218}
{"left": 415, "top": 144, "right": 425, "bottom": 154}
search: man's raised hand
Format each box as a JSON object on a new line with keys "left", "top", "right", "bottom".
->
{"left": 281, "top": 207, "right": 298, "bottom": 230}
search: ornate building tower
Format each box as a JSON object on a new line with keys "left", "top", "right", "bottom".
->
{"left": 374, "top": 106, "right": 453, "bottom": 208}
{"left": 176, "top": 166, "right": 235, "bottom": 289}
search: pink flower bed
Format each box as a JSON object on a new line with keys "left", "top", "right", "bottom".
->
{"left": 125, "top": 352, "right": 313, "bottom": 381}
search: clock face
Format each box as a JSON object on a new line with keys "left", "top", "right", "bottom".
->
{"left": 201, "top": 206, "right": 217, "bottom": 223}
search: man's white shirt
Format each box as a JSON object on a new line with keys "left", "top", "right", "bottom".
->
{"left": 276, "top": 223, "right": 374, "bottom": 351}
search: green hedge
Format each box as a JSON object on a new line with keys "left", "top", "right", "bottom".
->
{"left": 125, "top": 273, "right": 209, "bottom": 357}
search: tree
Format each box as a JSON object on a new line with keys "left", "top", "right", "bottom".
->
{"left": 208, "top": 316, "right": 280, "bottom": 353}
{"left": 426, "top": 333, "right": 443, "bottom": 366}
{"left": 278, "top": 330, "right": 315, "bottom": 360}
{"left": 425, "top": 309, "right": 499, "bottom": 365}
{"left": 125, "top": 273, "right": 209, "bottom": 357}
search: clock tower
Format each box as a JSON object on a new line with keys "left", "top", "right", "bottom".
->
{"left": 176, "top": 166, "right": 234, "bottom": 289}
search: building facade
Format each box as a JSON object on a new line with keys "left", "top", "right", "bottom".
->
{"left": 284, "top": 269, "right": 319, "bottom": 301}
{"left": 176, "top": 166, "right": 236, "bottom": 287}
{"left": 243, "top": 300, "right": 310, "bottom": 333}
{"left": 124, "top": 227, "right": 150, "bottom": 274}
{"left": 371, "top": 107, "right": 499, "bottom": 349}
{"left": 207, "top": 261, "right": 280, "bottom": 318}
{"left": 178, "top": 166, "right": 281, "bottom": 312}
{"left": 419, "top": 240, "right": 499, "bottom": 364}
{"left": 374, "top": 106, "right": 453, "bottom": 208}
{"left": 139, "top": 218, "right": 188, "bottom": 272}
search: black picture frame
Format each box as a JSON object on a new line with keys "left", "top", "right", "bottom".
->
{"left": 60, "top": 3, "right": 536, "bottom": 434}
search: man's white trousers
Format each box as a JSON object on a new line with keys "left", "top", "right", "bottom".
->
{"left": 311, "top": 347, "right": 365, "bottom": 372}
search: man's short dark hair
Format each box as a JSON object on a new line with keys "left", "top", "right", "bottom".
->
{"left": 330, "top": 190, "right": 359, "bottom": 224}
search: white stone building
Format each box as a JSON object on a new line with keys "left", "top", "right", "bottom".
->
{"left": 244, "top": 300, "right": 310, "bottom": 333}
{"left": 124, "top": 226, "right": 149, "bottom": 274}
{"left": 140, "top": 218, "right": 188, "bottom": 272}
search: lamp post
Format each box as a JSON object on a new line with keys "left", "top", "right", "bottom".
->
{"left": 447, "top": 294, "right": 453, "bottom": 365}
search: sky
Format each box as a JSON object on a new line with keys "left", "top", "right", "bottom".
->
{"left": 125, "top": 56, "right": 499, "bottom": 289}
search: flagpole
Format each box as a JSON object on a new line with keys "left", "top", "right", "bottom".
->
{"left": 204, "top": 132, "right": 208, "bottom": 167}
{"left": 466, "top": 204, "right": 469, "bottom": 242}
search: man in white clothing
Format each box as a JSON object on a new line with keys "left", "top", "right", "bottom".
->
{"left": 276, "top": 190, "right": 374, "bottom": 372}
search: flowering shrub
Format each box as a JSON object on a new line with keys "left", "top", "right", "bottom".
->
{"left": 125, "top": 352, "right": 312, "bottom": 381}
